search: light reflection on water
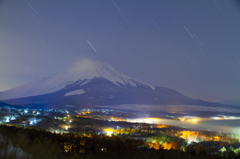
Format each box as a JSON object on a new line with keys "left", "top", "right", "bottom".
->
{"left": 151, "top": 119, "right": 240, "bottom": 135}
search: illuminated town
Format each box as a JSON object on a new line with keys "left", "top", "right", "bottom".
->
{"left": 1, "top": 104, "right": 240, "bottom": 158}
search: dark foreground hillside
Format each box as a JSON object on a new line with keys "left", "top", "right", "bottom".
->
{"left": 0, "top": 125, "right": 232, "bottom": 159}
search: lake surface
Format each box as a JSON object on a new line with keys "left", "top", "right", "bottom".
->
{"left": 149, "top": 119, "right": 240, "bottom": 135}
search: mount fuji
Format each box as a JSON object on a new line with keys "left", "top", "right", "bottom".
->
{"left": 0, "top": 60, "right": 232, "bottom": 110}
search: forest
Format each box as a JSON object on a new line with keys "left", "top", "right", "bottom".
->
{"left": 0, "top": 125, "right": 240, "bottom": 159}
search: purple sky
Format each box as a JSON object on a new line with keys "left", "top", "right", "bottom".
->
{"left": 0, "top": 0, "right": 240, "bottom": 105}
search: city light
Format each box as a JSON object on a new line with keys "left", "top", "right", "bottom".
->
{"left": 127, "top": 118, "right": 161, "bottom": 124}
{"left": 106, "top": 131, "right": 112, "bottom": 137}
{"left": 11, "top": 116, "right": 16, "bottom": 120}
{"left": 179, "top": 117, "right": 199, "bottom": 123}
{"left": 29, "top": 118, "right": 40, "bottom": 125}
{"left": 5, "top": 117, "right": 10, "bottom": 122}
{"left": 191, "top": 119, "right": 198, "bottom": 123}
{"left": 103, "top": 129, "right": 114, "bottom": 137}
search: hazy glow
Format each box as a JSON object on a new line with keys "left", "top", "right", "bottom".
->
{"left": 104, "top": 129, "right": 114, "bottom": 137}
{"left": 127, "top": 118, "right": 161, "bottom": 123}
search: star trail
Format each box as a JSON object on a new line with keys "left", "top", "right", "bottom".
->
{"left": 0, "top": 0, "right": 240, "bottom": 105}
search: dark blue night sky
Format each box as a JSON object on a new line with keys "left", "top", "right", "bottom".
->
{"left": 0, "top": 0, "right": 240, "bottom": 105}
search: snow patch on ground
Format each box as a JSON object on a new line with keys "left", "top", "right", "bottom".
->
{"left": 64, "top": 89, "right": 85, "bottom": 96}
{"left": 80, "top": 80, "right": 90, "bottom": 86}
{"left": 0, "top": 135, "right": 30, "bottom": 158}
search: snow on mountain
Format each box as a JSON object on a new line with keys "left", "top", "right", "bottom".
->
{"left": 64, "top": 89, "right": 85, "bottom": 96}
{"left": 0, "top": 60, "right": 154, "bottom": 100}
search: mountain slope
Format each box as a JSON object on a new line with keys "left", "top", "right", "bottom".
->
{"left": 0, "top": 60, "right": 234, "bottom": 110}
{"left": 0, "top": 60, "right": 154, "bottom": 100}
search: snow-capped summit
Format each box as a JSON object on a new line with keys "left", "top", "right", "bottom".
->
{"left": 0, "top": 59, "right": 231, "bottom": 110}
{"left": 0, "top": 59, "right": 154, "bottom": 100}
{"left": 57, "top": 59, "right": 155, "bottom": 89}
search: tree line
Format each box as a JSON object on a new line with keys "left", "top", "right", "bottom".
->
{"left": 0, "top": 125, "right": 235, "bottom": 159}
